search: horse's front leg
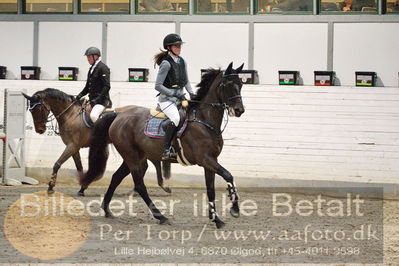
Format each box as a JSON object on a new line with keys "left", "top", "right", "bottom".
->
{"left": 48, "top": 145, "right": 79, "bottom": 193}
{"left": 204, "top": 169, "right": 225, "bottom": 228}
{"left": 203, "top": 156, "right": 240, "bottom": 218}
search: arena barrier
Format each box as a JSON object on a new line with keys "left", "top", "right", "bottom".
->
{"left": 1, "top": 80, "right": 399, "bottom": 192}
{"left": 1, "top": 89, "right": 38, "bottom": 186}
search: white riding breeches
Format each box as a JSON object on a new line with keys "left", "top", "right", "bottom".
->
{"left": 159, "top": 101, "right": 180, "bottom": 126}
{"left": 90, "top": 104, "right": 106, "bottom": 123}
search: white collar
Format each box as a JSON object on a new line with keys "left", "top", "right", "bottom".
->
{"left": 169, "top": 53, "right": 179, "bottom": 63}
{"left": 90, "top": 57, "right": 101, "bottom": 73}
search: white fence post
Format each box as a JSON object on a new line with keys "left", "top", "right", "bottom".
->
{"left": 2, "top": 89, "right": 38, "bottom": 185}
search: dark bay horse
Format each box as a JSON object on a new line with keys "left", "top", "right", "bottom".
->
{"left": 23, "top": 88, "right": 171, "bottom": 195}
{"left": 80, "top": 62, "right": 245, "bottom": 228}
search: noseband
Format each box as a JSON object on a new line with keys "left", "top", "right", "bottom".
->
{"left": 29, "top": 102, "right": 48, "bottom": 111}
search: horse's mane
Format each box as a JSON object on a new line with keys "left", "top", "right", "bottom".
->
{"left": 34, "top": 88, "right": 74, "bottom": 103}
{"left": 190, "top": 68, "right": 222, "bottom": 108}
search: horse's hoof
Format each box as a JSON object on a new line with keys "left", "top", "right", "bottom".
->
{"left": 159, "top": 217, "right": 170, "bottom": 225}
{"left": 162, "top": 186, "right": 172, "bottom": 194}
{"left": 77, "top": 191, "right": 85, "bottom": 197}
{"left": 104, "top": 212, "right": 114, "bottom": 219}
{"left": 216, "top": 220, "right": 225, "bottom": 229}
{"left": 230, "top": 208, "right": 240, "bottom": 218}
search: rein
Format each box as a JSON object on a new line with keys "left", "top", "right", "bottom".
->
{"left": 187, "top": 107, "right": 230, "bottom": 136}
{"left": 187, "top": 94, "right": 240, "bottom": 136}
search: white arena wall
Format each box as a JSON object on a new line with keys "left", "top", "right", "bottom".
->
{"left": 0, "top": 21, "right": 398, "bottom": 86}
{"left": 334, "top": 23, "right": 399, "bottom": 87}
{"left": 1, "top": 80, "right": 399, "bottom": 188}
{"left": 0, "top": 22, "right": 34, "bottom": 80}
{"left": 107, "top": 22, "right": 175, "bottom": 82}
{"left": 38, "top": 22, "right": 103, "bottom": 81}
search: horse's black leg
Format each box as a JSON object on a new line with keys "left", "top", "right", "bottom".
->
{"left": 151, "top": 159, "right": 171, "bottom": 193}
{"left": 48, "top": 145, "right": 78, "bottom": 193}
{"left": 205, "top": 168, "right": 225, "bottom": 228}
{"left": 132, "top": 161, "right": 169, "bottom": 224}
{"left": 72, "top": 151, "right": 83, "bottom": 172}
{"left": 72, "top": 152, "right": 86, "bottom": 196}
{"left": 101, "top": 162, "right": 130, "bottom": 218}
{"left": 203, "top": 156, "right": 240, "bottom": 218}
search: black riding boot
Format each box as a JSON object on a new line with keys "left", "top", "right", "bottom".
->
{"left": 162, "top": 122, "right": 178, "bottom": 160}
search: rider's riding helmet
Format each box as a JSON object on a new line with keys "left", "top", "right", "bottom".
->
{"left": 163, "top": 34, "right": 184, "bottom": 50}
{"left": 84, "top": 47, "right": 101, "bottom": 57}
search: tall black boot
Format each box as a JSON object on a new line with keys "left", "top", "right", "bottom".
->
{"left": 162, "top": 122, "right": 178, "bottom": 160}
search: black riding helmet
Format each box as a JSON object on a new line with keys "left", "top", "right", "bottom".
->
{"left": 163, "top": 34, "right": 184, "bottom": 50}
{"left": 84, "top": 47, "right": 101, "bottom": 56}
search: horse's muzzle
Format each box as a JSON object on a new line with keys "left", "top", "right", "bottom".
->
{"left": 36, "top": 128, "right": 46, "bottom": 134}
{"left": 234, "top": 108, "right": 245, "bottom": 117}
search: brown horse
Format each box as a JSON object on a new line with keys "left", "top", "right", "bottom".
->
{"left": 23, "top": 88, "right": 171, "bottom": 195}
{"left": 80, "top": 62, "right": 245, "bottom": 228}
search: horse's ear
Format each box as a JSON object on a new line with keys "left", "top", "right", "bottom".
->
{"left": 236, "top": 63, "right": 244, "bottom": 73}
{"left": 22, "top": 92, "right": 32, "bottom": 101}
{"left": 225, "top": 62, "right": 233, "bottom": 75}
{"left": 32, "top": 95, "right": 40, "bottom": 102}
{"left": 22, "top": 92, "right": 39, "bottom": 102}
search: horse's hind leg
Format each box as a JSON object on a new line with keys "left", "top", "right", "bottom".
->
{"left": 115, "top": 143, "right": 168, "bottom": 223}
{"left": 151, "top": 159, "right": 171, "bottom": 193}
{"left": 72, "top": 151, "right": 87, "bottom": 196}
{"left": 48, "top": 145, "right": 78, "bottom": 193}
{"left": 72, "top": 151, "right": 83, "bottom": 173}
{"left": 102, "top": 162, "right": 130, "bottom": 218}
{"left": 205, "top": 169, "right": 225, "bottom": 229}
{"left": 131, "top": 159, "right": 169, "bottom": 224}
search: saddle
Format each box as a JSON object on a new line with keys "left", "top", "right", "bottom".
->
{"left": 144, "top": 103, "right": 188, "bottom": 139}
{"left": 145, "top": 102, "right": 192, "bottom": 166}
{"left": 81, "top": 99, "right": 113, "bottom": 128}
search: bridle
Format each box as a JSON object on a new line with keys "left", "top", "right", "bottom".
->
{"left": 28, "top": 101, "right": 52, "bottom": 124}
{"left": 28, "top": 98, "right": 76, "bottom": 134}
{"left": 187, "top": 72, "right": 243, "bottom": 136}
{"left": 219, "top": 73, "right": 243, "bottom": 106}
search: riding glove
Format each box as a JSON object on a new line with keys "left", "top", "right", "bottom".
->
{"left": 173, "top": 91, "right": 185, "bottom": 100}
{"left": 189, "top": 92, "right": 197, "bottom": 99}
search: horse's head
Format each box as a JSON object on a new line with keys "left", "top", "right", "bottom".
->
{"left": 218, "top": 62, "right": 245, "bottom": 117}
{"left": 22, "top": 92, "right": 50, "bottom": 134}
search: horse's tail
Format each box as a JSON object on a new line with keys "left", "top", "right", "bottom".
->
{"left": 162, "top": 161, "right": 171, "bottom": 180}
{"left": 79, "top": 112, "right": 118, "bottom": 188}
